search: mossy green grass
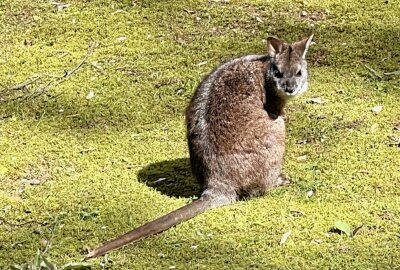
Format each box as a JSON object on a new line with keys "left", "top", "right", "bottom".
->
{"left": 0, "top": 0, "right": 399, "bottom": 269}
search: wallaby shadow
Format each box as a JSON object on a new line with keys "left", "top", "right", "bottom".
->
{"left": 137, "top": 158, "right": 202, "bottom": 199}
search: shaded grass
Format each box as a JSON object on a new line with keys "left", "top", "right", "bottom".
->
{"left": 0, "top": 0, "right": 399, "bottom": 269}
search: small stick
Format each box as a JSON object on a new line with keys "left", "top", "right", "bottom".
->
{"left": 64, "top": 41, "right": 97, "bottom": 79}
{"left": 65, "top": 114, "right": 80, "bottom": 118}
{"left": 0, "top": 218, "right": 48, "bottom": 227}
{"left": 383, "top": 70, "right": 400, "bottom": 76}
{"left": 80, "top": 147, "right": 97, "bottom": 154}
{"left": 4, "top": 76, "right": 42, "bottom": 91}
{"left": 52, "top": 41, "right": 98, "bottom": 88}
{"left": 364, "top": 64, "right": 383, "bottom": 79}
{"left": 1, "top": 41, "right": 98, "bottom": 102}
{"left": 42, "top": 220, "right": 59, "bottom": 255}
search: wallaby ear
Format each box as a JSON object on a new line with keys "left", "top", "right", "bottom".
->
{"left": 267, "top": 36, "right": 284, "bottom": 57}
{"left": 292, "top": 34, "right": 314, "bottom": 59}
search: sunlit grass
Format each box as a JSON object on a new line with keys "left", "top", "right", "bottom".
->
{"left": 0, "top": 0, "right": 399, "bottom": 269}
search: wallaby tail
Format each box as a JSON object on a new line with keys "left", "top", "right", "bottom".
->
{"left": 85, "top": 195, "right": 215, "bottom": 260}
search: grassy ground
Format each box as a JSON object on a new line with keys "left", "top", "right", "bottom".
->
{"left": 0, "top": 0, "right": 399, "bottom": 269}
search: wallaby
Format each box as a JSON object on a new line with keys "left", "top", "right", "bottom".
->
{"left": 85, "top": 35, "right": 314, "bottom": 259}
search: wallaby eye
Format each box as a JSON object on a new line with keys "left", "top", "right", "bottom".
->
{"left": 274, "top": 69, "right": 283, "bottom": 78}
{"left": 296, "top": 70, "right": 302, "bottom": 77}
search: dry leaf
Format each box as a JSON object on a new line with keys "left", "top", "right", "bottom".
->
{"left": 388, "top": 135, "right": 400, "bottom": 147}
{"left": 312, "top": 239, "right": 322, "bottom": 244}
{"left": 58, "top": 4, "right": 71, "bottom": 12}
{"left": 296, "top": 139, "right": 308, "bottom": 145}
{"left": 86, "top": 90, "right": 95, "bottom": 100}
{"left": 40, "top": 239, "right": 48, "bottom": 248}
{"left": 21, "top": 178, "right": 41, "bottom": 185}
{"left": 371, "top": 105, "right": 383, "bottom": 114}
{"left": 378, "top": 211, "right": 394, "bottom": 220}
{"left": 183, "top": 8, "right": 195, "bottom": 14}
{"left": 116, "top": 36, "right": 127, "bottom": 42}
{"left": 370, "top": 123, "right": 379, "bottom": 132}
{"left": 50, "top": 1, "right": 71, "bottom": 12}
{"left": 80, "top": 147, "right": 97, "bottom": 153}
{"left": 24, "top": 39, "right": 34, "bottom": 46}
{"left": 91, "top": 61, "right": 103, "bottom": 70}
{"left": 32, "top": 15, "right": 42, "bottom": 21}
{"left": 297, "top": 155, "right": 308, "bottom": 161}
{"left": 308, "top": 97, "right": 323, "bottom": 104}
{"left": 306, "top": 190, "right": 314, "bottom": 197}
{"left": 279, "top": 230, "right": 292, "bottom": 245}
{"left": 112, "top": 9, "right": 128, "bottom": 14}
{"left": 289, "top": 210, "right": 305, "bottom": 217}
{"left": 255, "top": 16, "right": 263, "bottom": 22}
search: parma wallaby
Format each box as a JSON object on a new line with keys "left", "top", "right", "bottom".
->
{"left": 85, "top": 34, "right": 314, "bottom": 259}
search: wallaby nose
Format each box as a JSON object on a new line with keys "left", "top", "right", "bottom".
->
{"left": 285, "top": 86, "right": 294, "bottom": 93}
{"left": 284, "top": 81, "right": 295, "bottom": 93}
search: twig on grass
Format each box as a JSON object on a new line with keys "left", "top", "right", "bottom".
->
{"left": 0, "top": 218, "right": 48, "bottom": 227}
{"left": 383, "top": 70, "right": 400, "bottom": 76}
{"left": 364, "top": 64, "right": 383, "bottom": 79}
{"left": 363, "top": 64, "right": 400, "bottom": 80}
{"left": 4, "top": 76, "right": 42, "bottom": 91}
{"left": 42, "top": 219, "right": 59, "bottom": 255}
{"left": 59, "top": 41, "right": 97, "bottom": 81}
{"left": 0, "top": 41, "right": 98, "bottom": 103}
{"left": 80, "top": 147, "right": 97, "bottom": 154}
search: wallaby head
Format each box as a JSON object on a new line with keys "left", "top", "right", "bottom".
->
{"left": 266, "top": 35, "right": 313, "bottom": 98}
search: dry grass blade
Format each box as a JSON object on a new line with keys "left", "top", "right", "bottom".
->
{"left": 0, "top": 218, "right": 48, "bottom": 227}
{"left": 364, "top": 64, "right": 383, "bottom": 79}
{"left": 3, "top": 76, "right": 42, "bottom": 91}
{"left": 383, "top": 70, "right": 400, "bottom": 76}
{"left": 279, "top": 230, "right": 292, "bottom": 245}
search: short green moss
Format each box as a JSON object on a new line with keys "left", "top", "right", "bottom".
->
{"left": 0, "top": 0, "right": 399, "bottom": 269}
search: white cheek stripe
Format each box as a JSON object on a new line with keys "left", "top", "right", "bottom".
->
{"left": 292, "top": 81, "right": 309, "bottom": 97}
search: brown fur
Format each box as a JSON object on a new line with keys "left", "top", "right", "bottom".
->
{"left": 186, "top": 57, "right": 286, "bottom": 202}
{"left": 85, "top": 35, "right": 313, "bottom": 259}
